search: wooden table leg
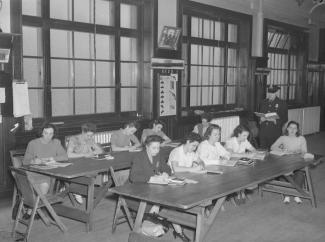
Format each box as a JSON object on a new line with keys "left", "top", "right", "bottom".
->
{"left": 86, "top": 177, "right": 95, "bottom": 232}
{"left": 133, "top": 201, "right": 147, "bottom": 233}
{"left": 195, "top": 196, "right": 227, "bottom": 242}
{"left": 304, "top": 166, "right": 317, "bottom": 208}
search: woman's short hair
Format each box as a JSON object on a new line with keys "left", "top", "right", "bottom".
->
{"left": 200, "top": 113, "right": 210, "bottom": 122}
{"left": 232, "top": 125, "right": 250, "bottom": 138}
{"left": 149, "top": 119, "right": 165, "bottom": 129}
{"left": 284, "top": 121, "right": 301, "bottom": 136}
{"left": 38, "top": 122, "right": 57, "bottom": 139}
{"left": 123, "top": 121, "right": 139, "bottom": 129}
{"left": 81, "top": 123, "right": 97, "bottom": 133}
{"left": 182, "top": 132, "right": 202, "bottom": 144}
{"left": 203, "top": 124, "right": 221, "bottom": 140}
{"left": 144, "top": 135, "right": 163, "bottom": 146}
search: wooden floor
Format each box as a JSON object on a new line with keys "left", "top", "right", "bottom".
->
{"left": 0, "top": 132, "right": 324, "bottom": 242}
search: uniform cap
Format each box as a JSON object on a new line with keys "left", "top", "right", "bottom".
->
{"left": 267, "top": 84, "right": 280, "bottom": 93}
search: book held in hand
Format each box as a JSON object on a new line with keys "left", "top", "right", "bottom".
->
{"left": 254, "top": 112, "right": 279, "bottom": 119}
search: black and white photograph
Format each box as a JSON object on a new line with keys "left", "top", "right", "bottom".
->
{"left": 0, "top": 0, "right": 325, "bottom": 242}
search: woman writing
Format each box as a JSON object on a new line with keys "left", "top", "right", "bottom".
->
{"left": 197, "top": 124, "right": 230, "bottom": 165}
{"left": 225, "top": 125, "right": 256, "bottom": 156}
{"left": 271, "top": 121, "right": 307, "bottom": 204}
{"left": 141, "top": 120, "right": 171, "bottom": 145}
{"left": 168, "top": 132, "right": 205, "bottom": 173}
{"left": 129, "top": 135, "right": 190, "bottom": 242}
{"left": 23, "top": 123, "right": 68, "bottom": 194}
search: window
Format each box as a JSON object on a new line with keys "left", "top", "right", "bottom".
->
{"left": 181, "top": 4, "right": 250, "bottom": 113}
{"left": 22, "top": 0, "right": 142, "bottom": 119}
{"left": 266, "top": 23, "right": 306, "bottom": 102}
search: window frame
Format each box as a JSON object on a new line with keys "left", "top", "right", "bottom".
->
{"left": 21, "top": 0, "right": 144, "bottom": 122}
{"left": 180, "top": 2, "right": 251, "bottom": 114}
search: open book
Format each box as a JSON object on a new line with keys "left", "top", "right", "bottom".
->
{"left": 254, "top": 112, "right": 279, "bottom": 119}
{"left": 148, "top": 175, "right": 190, "bottom": 185}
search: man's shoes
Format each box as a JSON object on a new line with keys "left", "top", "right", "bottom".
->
{"left": 73, "top": 194, "right": 84, "bottom": 204}
{"left": 294, "top": 196, "right": 302, "bottom": 204}
{"left": 283, "top": 196, "right": 290, "bottom": 204}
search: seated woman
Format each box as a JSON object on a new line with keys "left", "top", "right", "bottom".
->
{"left": 271, "top": 121, "right": 307, "bottom": 204}
{"left": 111, "top": 121, "right": 141, "bottom": 152}
{"left": 168, "top": 132, "right": 205, "bottom": 173}
{"left": 129, "top": 135, "right": 189, "bottom": 242}
{"left": 23, "top": 123, "right": 68, "bottom": 195}
{"left": 192, "top": 112, "right": 210, "bottom": 137}
{"left": 141, "top": 119, "right": 171, "bottom": 145}
{"left": 197, "top": 124, "right": 230, "bottom": 165}
{"left": 225, "top": 125, "right": 256, "bottom": 204}
{"left": 67, "top": 123, "right": 103, "bottom": 158}
{"left": 225, "top": 125, "right": 256, "bottom": 156}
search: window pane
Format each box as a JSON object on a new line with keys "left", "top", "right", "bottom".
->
{"left": 50, "top": 0, "right": 72, "bottom": 20}
{"left": 190, "top": 87, "right": 201, "bottom": 106}
{"left": 29, "top": 89, "right": 43, "bottom": 118}
{"left": 227, "top": 48, "right": 237, "bottom": 66}
{"left": 203, "top": 19, "right": 213, "bottom": 39}
{"left": 201, "top": 87, "right": 211, "bottom": 105}
{"left": 226, "top": 86, "right": 236, "bottom": 104}
{"left": 214, "top": 21, "right": 225, "bottom": 41}
{"left": 96, "top": 62, "right": 115, "bottom": 86}
{"left": 96, "top": 88, "right": 115, "bottom": 113}
{"left": 74, "top": 0, "right": 94, "bottom": 23}
{"left": 75, "top": 89, "right": 95, "bottom": 114}
{"left": 121, "top": 88, "right": 137, "bottom": 111}
{"left": 51, "top": 60, "right": 73, "bottom": 87}
{"left": 212, "top": 87, "right": 223, "bottom": 104}
{"left": 75, "top": 61, "right": 95, "bottom": 87}
{"left": 52, "top": 89, "right": 73, "bottom": 116}
{"left": 23, "top": 26, "right": 43, "bottom": 56}
{"left": 190, "top": 66, "right": 201, "bottom": 86}
{"left": 228, "top": 24, "right": 238, "bottom": 43}
{"left": 74, "top": 32, "right": 94, "bottom": 59}
{"left": 50, "top": 29, "right": 72, "bottom": 58}
{"left": 214, "top": 47, "right": 224, "bottom": 66}
{"left": 95, "top": 0, "right": 114, "bottom": 26}
{"left": 202, "top": 46, "right": 213, "bottom": 65}
{"left": 121, "top": 63, "right": 137, "bottom": 86}
{"left": 121, "top": 37, "right": 137, "bottom": 61}
{"left": 213, "top": 67, "right": 224, "bottom": 85}
{"left": 120, "top": 4, "right": 137, "bottom": 29}
{"left": 227, "top": 67, "right": 237, "bottom": 85}
{"left": 23, "top": 58, "right": 43, "bottom": 87}
{"left": 191, "top": 44, "right": 202, "bottom": 65}
{"left": 22, "top": 0, "right": 42, "bottom": 16}
{"left": 96, "top": 34, "right": 115, "bottom": 60}
{"left": 191, "top": 17, "right": 202, "bottom": 38}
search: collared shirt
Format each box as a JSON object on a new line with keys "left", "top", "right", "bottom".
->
{"left": 225, "top": 137, "right": 254, "bottom": 153}
{"left": 167, "top": 145, "right": 199, "bottom": 169}
{"left": 197, "top": 140, "right": 230, "bottom": 165}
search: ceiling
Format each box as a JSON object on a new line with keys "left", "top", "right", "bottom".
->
{"left": 193, "top": 0, "right": 325, "bottom": 28}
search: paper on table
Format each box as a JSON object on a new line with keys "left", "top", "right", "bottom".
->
{"left": 31, "top": 161, "right": 72, "bottom": 169}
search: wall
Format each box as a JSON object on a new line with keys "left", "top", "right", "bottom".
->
{"left": 0, "top": 0, "right": 11, "bottom": 32}
{"left": 157, "top": 0, "right": 177, "bottom": 40}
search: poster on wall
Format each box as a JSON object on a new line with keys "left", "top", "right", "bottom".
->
{"left": 159, "top": 72, "right": 177, "bottom": 116}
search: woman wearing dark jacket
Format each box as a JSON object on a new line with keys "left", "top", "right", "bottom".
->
{"left": 129, "top": 135, "right": 190, "bottom": 242}
{"left": 129, "top": 135, "right": 171, "bottom": 183}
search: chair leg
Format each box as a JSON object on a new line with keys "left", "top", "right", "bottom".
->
{"left": 112, "top": 198, "right": 122, "bottom": 233}
{"left": 25, "top": 196, "right": 40, "bottom": 241}
{"left": 11, "top": 186, "right": 17, "bottom": 212}
{"left": 41, "top": 197, "right": 67, "bottom": 232}
{"left": 12, "top": 198, "right": 24, "bottom": 238}
{"left": 37, "top": 209, "right": 51, "bottom": 226}
{"left": 305, "top": 167, "right": 317, "bottom": 208}
{"left": 121, "top": 198, "right": 134, "bottom": 229}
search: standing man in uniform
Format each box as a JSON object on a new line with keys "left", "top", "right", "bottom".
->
{"left": 258, "top": 85, "right": 288, "bottom": 149}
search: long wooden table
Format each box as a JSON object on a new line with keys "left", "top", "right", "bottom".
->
{"left": 21, "top": 148, "right": 173, "bottom": 232}
{"left": 109, "top": 154, "right": 316, "bottom": 242}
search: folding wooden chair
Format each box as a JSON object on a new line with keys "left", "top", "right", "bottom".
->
{"left": 10, "top": 167, "right": 67, "bottom": 241}
{"left": 110, "top": 166, "right": 135, "bottom": 233}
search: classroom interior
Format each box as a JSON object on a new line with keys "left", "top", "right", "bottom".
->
{"left": 0, "top": 0, "right": 325, "bottom": 241}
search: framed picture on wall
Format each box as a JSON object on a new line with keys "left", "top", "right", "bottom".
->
{"left": 158, "top": 26, "right": 181, "bottom": 50}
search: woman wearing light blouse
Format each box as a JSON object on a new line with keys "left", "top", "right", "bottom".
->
{"left": 225, "top": 125, "right": 256, "bottom": 156}
{"left": 197, "top": 124, "right": 230, "bottom": 166}
{"left": 271, "top": 121, "right": 307, "bottom": 204}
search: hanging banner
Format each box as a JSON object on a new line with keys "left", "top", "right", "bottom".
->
{"left": 159, "top": 72, "right": 177, "bottom": 116}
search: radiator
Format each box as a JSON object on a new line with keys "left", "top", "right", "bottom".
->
{"left": 287, "top": 106, "right": 320, "bottom": 135}
{"left": 209, "top": 116, "right": 240, "bottom": 142}
{"left": 93, "top": 131, "right": 112, "bottom": 144}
